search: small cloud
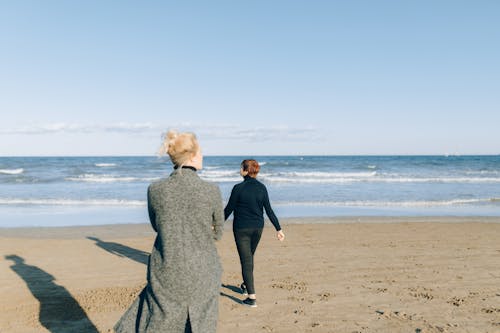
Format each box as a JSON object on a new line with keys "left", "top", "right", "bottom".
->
{"left": 0, "top": 122, "right": 324, "bottom": 142}
{"left": 0, "top": 122, "right": 159, "bottom": 135}
{"left": 103, "top": 122, "right": 157, "bottom": 133}
{"left": 166, "top": 124, "right": 322, "bottom": 142}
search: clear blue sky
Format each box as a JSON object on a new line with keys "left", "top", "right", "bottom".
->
{"left": 1, "top": 1, "right": 499, "bottom": 156}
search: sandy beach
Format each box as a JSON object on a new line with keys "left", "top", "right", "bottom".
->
{"left": 1, "top": 217, "right": 499, "bottom": 333}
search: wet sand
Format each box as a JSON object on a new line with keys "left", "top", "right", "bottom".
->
{"left": 1, "top": 217, "right": 499, "bottom": 333}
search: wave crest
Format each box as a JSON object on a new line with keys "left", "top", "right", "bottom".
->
{"left": 0, "top": 198, "right": 146, "bottom": 206}
{"left": 66, "top": 174, "right": 158, "bottom": 183}
{"left": 274, "top": 198, "right": 500, "bottom": 207}
{"left": 0, "top": 168, "right": 24, "bottom": 175}
{"left": 95, "top": 163, "right": 117, "bottom": 167}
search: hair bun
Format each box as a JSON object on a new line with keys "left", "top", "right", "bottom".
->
{"left": 158, "top": 130, "right": 200, "bottom": 167}
{"left": 158, "top": 130, "right": 179, "bottom": 156}
{"left": 166, "top": 130, "right": 178, "bottom": 145}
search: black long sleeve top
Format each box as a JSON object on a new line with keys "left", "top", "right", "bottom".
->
{"left": 224, "top": 175, "right": 281, "bottom": 231}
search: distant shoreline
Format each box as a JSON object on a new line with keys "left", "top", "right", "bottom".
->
{"left": 1, "top": 216, "right": 499, "bottom": 237}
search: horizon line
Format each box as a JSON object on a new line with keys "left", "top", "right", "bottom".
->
{"left": 1, "top": 153, "right": 499, "bottom": 158}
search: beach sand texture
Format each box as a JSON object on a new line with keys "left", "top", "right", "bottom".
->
{"left": 1, "top": 218, "right": 499, "bottom": 333}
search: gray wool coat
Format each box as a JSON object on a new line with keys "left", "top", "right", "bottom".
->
{"left": 114, "top": 167, "right": 224, "bottom": 333}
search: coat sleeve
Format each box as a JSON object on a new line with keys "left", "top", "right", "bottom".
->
{"left": 211, "top": 185, "right": 224, "bottom": 240}
{"left": 224, "top": 185, "right": 239, "bottom": 220}
{"left": 147, "top": 185, "right": 158, "bottom": 232}
{"left": 263, "top": 186, "right": 281, "bottom": 231}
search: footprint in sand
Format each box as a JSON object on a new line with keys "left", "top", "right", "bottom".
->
{"left": 447, "top": 297, "right": 465, "bottom": 307}
{"left": 270, "top": 279, "right": 308, "bottom": 293}
{"left": 408, "top": 286, "right": 434, "bottom": 300}
{"left": 318, "top": 292, "right": 332, "bottom": 301}
{"left": 293, "top": 308, "right": 306, "bottom": 316}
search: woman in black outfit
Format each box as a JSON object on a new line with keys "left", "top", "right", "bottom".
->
{"left": 224, "top": 159, "right": 285, "bottom": 307}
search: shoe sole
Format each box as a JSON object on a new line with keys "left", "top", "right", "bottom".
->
{"left": 242, "top": 299, "right": 257, "bottom": 307}
{"left": 243, "top": 303, "right": 257, "bottom": 308}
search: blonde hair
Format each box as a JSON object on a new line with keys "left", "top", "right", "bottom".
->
{"left": 159, "top": 130, "right": 200, "bottom": 167}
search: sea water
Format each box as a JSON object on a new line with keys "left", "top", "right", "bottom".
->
{"left": 1, "top": 155, "right": 499, "bottom": 227}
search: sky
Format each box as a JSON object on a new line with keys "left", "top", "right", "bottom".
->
{"left": 0, "top": 1, "right": 499, "bottom": 156}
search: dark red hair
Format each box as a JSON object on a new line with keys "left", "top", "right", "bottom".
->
{"left": 241, "top": 159, "right": 260, "bottom": 177}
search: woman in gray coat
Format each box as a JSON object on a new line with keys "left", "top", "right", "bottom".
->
{"left": 115, "top": 130, "right": 224, "bottom": 333}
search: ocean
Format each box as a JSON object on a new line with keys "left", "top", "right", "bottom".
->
{"left": 1, "top": 155, "right": 499, "bottom": 227}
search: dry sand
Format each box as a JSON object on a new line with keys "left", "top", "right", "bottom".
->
{"left": 1, "top": 217, "right": 499, "bottom": 333}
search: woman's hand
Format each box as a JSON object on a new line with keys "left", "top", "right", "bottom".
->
{"left": 277, "top": 230, "right": 285, "bottom": 242}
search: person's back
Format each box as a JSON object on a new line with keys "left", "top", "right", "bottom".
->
{"left": 148, "top": 168, "right": 223, "bottom": 302}
{"left": 115, "top": 130, "right": 224, "bottom": 333}
{"left": 228, "top": 176, "right": 277, "bottom": 230}
{"left": 224, "top": 159, "right": 284, "bottom": 308}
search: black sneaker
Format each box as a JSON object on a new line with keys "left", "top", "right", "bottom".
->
{"left": 240, "top": 283, "right": 248, "bottom": 296}
{"left": 242, "top": 297, "right": 257, "bottom": 307}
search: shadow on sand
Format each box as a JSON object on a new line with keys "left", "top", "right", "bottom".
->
{"left": 87, "top": 236, "right": 150, "bottom": 265}
{"left": 5, "top": 254, "right": 98, "bottom": 333}
{"left": 220, "top": 284, "right": 244, "bottom": 305}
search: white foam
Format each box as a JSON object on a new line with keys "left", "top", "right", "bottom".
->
{"left": 274, "top": 198, "right": 497, "bottom": 207}
{"left": 261, "top": 173, "right": 500, "bottom": 184}
{"left": 292, "top": 171, "right": 377, "bottom": 178}
{"left": 199, "top": 170, "right": 241, "bottom": 182}
{"left": 259, "top": 171, "right": 375, "bottom": 183}
{"left": 259, "top": 171, "right": 377, "bottom": 183}
{"left": 375, "top": 177, "right": 500, "bottom": 184}
{"left": 0, "top": 198, "right": 146, "bottom": 206}
{"left": 66, "top": 174, "right": 159, "bottom": 183}
{"left": 0, "top": 168, "right": 24, "bottom": 175}
{"left": 465, "top": 170, "right": 500, "bottom": 175}
{"left": 1, "top": 197, "right": 498, "bottom": 208}
{"left": 203, "top": 166, "right": 221, "bottom": 170}
{"left": 195, "top": 168, "right": 500, "bottom": 184}
{"left": 200, "top": 170, "right": 238, "bottom": 177}
{"left": 95, "top": 163, "right": 117, "bottom": 167}
{"left": 201, "top": 176, "right": 242, "bottom": 182}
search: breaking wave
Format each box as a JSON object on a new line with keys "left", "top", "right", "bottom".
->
{"left": 66, "top": 174, "right": 159, "bottom": 183}
{"left": 0, "top": 168, "right": 24, "bottom": 175}
{"left": 0, "top": 198, "right": 146, "bottom": 206}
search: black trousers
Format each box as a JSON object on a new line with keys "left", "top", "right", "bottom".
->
{"left": 184, "top": 315, "right": 191, "bottom": 333}
{"left": 233, "top": 228, "right": 263, "bottom": 295}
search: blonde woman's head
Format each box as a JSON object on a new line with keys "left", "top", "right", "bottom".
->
{"left": 159, "top": 130, "right": 201, "bottom": 168}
